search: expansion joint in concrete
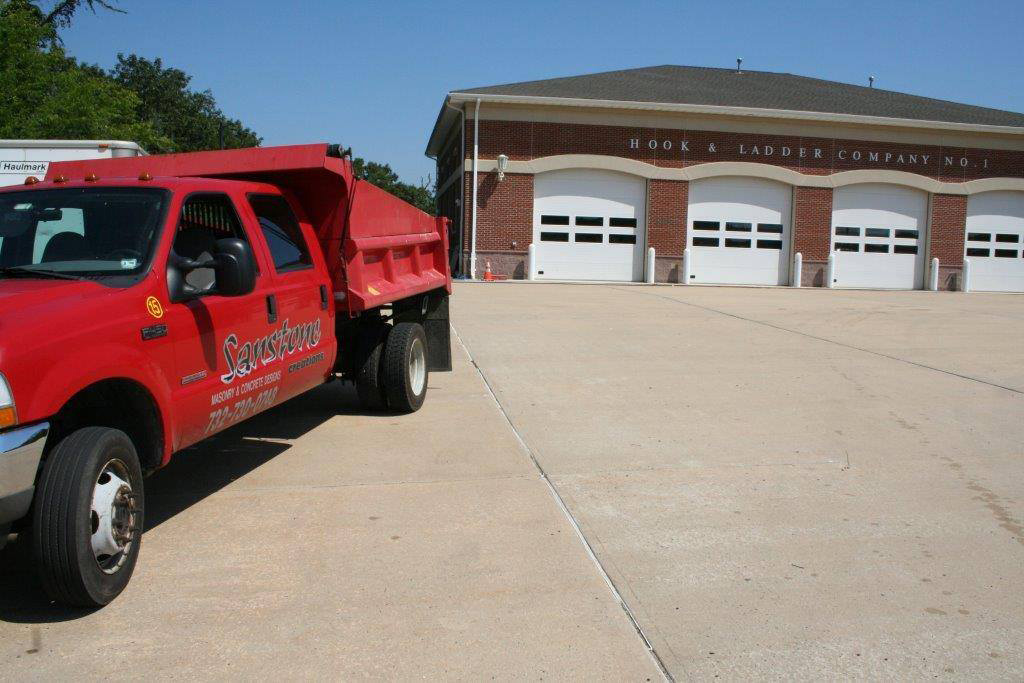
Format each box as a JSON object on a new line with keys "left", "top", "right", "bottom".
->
{"left": 451, "top": 325, "right": 677, "bottom": 682}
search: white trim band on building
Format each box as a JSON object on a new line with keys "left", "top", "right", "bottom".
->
{"left": 467, "top": 155, "right": 1024, "bottom": 195}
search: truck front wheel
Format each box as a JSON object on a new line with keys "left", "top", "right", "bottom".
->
{"left": 383, "top": 322, "right": 428, "bottom": 413}
{"left": 32, "top": 427, "right": 144, "bottom": 607}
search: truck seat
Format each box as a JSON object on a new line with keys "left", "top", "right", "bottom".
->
{"left": 172, "top": 226, "right": 217, "bottom": 291}
{"left": 41, "top": 232, "right": 91, "bottom": 262}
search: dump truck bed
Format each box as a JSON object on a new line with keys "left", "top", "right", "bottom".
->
{"left": 45, "top": 143, "right": 451, "bottom": 314}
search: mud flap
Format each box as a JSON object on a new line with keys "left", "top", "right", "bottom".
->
{"left": 423, "top": 293, "right": 452, "bottom": 372}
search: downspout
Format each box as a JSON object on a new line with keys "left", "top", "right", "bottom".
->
{"left": 459, "top": 104, "right": 465, "bottom": 275}
{"left": 470, "top": 98, "right": 481, "bottom": 280}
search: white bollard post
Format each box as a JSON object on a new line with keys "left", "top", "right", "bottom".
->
{"left": 929, "top": 257, "right": 939, "bottom": 291}
{"left": 792, "top": 252, "right": 802, "bottom": 288}
{"left": 826, "top": 252, "right": 836, "bottom": 289}
{"left": 527, "top": 243, "right": 536, "bottom": 281}
{"left": 682, "top": 247, "right": 692, "bottom": 284}
{"left": 645, "top": 247, "right": 656, "bottom": 284}
{"left": 962, "top": 258, "right": 971, "bottom": 293}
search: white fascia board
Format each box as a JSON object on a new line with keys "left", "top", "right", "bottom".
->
{"left": 446, "top": 93, "right": 1024, "bottom": 138}
{"left": 425, "top": 97, "right": 466, "bottom": 159}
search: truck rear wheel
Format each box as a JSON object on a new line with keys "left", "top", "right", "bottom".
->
{"left": 383, "top": 322, "right": 428, "bottom": 413}
{"left": 32, "top": 427, "right": 143, "bottom": 607}
{"left": 355, "top": 322, "right": 389, "bottom": 410}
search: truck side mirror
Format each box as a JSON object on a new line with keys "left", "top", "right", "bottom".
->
{"left": 166, "top": 238, "right": 256, "bottom": 302}
{"left": 212, "top": 238, "right": 256, "bottom": 297}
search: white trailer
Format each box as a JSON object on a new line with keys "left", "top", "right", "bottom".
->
{"left": 0, "top": 140, "right": 145, "bottom": 187}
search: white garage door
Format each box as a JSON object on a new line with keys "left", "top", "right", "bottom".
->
{"left": 965, "top": 191, "right": 1024, "bottom": 292}
{"left": 687, "top": 177, "right": 792, "bottom": 285}
{"left": 831, "top": 184, "right": 927, "bottom": 289}
{"left": 533, "top": 169, "right": 645, "bottom": 281}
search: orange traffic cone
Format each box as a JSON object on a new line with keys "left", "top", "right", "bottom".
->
{"left": 483, "top": 261, "right": 494, "bottom": 281}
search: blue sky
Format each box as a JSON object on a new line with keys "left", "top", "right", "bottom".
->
{"left": 61, "top": 0, "right": 1023, "bottom": 185}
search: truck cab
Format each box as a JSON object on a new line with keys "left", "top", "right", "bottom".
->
{"left": 0, "top": 145, "right": 451, "bottom": 606}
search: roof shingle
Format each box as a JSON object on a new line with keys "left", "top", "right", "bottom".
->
{"left": 454, "top": 65, "right": 1024, "bottom": 128}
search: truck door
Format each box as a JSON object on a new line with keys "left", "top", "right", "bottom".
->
{"left": 242, "top": 192, "right": 336, "bottom": 404}
{"left": 164, "top": 192, "right": 279, "bottom": 448}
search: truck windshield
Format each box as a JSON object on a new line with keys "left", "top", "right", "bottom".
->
{"left": 0, "top": 187, "right": 168, "bottom": 279}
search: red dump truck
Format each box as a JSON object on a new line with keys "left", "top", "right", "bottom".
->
{"left": 0, "top": 144, "right": 452, "bottom": 606}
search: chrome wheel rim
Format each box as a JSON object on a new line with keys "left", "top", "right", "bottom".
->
{"left": 410, "top": 337, "right": 427, "bottom": 396}
{"left": 90, "top": 459, "right": 139, "bottom": 574}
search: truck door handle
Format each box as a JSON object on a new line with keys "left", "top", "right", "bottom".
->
{"left": 266, "top": 294, "right": 278, "bottom": 324}
{"left": 319, "top": 284, "right": 329, "bottom": 310}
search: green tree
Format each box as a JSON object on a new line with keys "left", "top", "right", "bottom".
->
{"left": 351, "top": 157, "right": 436, "bottom": 215}
{"left": 0, "top": 0, "right": 167, "bottom": 147}
{"left": 0, "top": 1, "right": 256, "bottom": 152}
{"left": 111, "top": 54, "right": 261, "bottom": 153}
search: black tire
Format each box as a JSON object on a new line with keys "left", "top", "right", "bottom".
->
{"left": 383, "top": 322, "right": 428, "bottom": 413}
{"left": 32, "top": 427, "right": 144, "bottom": 607}
{"left": 355, "top": 322, "right": 390, "bottom": 410}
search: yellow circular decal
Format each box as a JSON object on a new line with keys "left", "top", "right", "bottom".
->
{"left": 146, "top": 296, "right": 164, "bottom": 319}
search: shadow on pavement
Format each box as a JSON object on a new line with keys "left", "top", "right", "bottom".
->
{"left": 0, "top": 379, "right": 390, "bottom": 623}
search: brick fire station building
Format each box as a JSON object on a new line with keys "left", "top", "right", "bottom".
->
{"left": 425, "top": 65, "right": 1024, "bottom": 291}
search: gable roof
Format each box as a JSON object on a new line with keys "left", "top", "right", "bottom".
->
{"left": 427, "top": 65, "right": 1024, "bottom": 156}
{"left": 457, "top": 65, "right": 1024, "bottom": 128}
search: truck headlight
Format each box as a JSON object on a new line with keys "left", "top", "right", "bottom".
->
{"left": 0, "top": 373, "right": 16, "bottom": 428}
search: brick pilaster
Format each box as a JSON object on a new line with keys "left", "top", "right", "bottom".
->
{"left": 646, "top": 179, "right": 688, "bottom": 282}
{"left": 793, "top": 187, "right": 833, "bottom": 287}
{"left": 929, "top": 194, "right": 967, "bottom": 290}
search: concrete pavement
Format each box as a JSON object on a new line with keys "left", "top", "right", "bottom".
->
{"left": 0, "top": 336, "right": 661, "bottom": 680}
{"left": 452, "top": 282, "right": 1024, "bottom": 680}
{"left": 3, "top": 281, "right": 1022, "bottom": 680}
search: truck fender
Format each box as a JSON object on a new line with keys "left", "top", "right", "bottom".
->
{"left": 24, "top": 343, "right": 177, "bottom": 464}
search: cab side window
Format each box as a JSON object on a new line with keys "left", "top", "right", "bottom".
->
{"left": 248, "top": 194, "right": 312, "bottom": 272}
{"left": 173, "top": 194, "right": 249, "bottom": 292}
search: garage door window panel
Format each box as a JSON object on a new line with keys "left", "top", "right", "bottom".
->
{"left": 541, "top": 215, "right": 570, "bottom": 226}
{"left": 693, "top": 221, "right": 719, "bottom": 231}
{"left": 540, "top": 231, "right": 569, "bottom": 242}
{"left": 575, "top": 216, "right": 603, "bottom": 226}
{"left": 693, "top": 237, "right": 719, "bottom": 247}
{"left": 575, "top": 233, "right": 603, "bottom": 243}
{"left": 609, "top": 217, "right": 637, "bottom": 228}
{"left": 757, "top": 239, "right": 783, "bottom": 250}
{"left": 608, "top": 234, "right": 636, "bottom": 244}
{"left": 758, "top": 223, "right": 783, "bottom": 234}
{"left": 726, "top": 222, "right": 752, "bottom": 232}
{"left": 725, "top": 238, "right": 751, "bottom": 248}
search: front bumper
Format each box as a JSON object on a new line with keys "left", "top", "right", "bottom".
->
{"left": 0, "top": 421, "right": 49, "bottom": 525}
